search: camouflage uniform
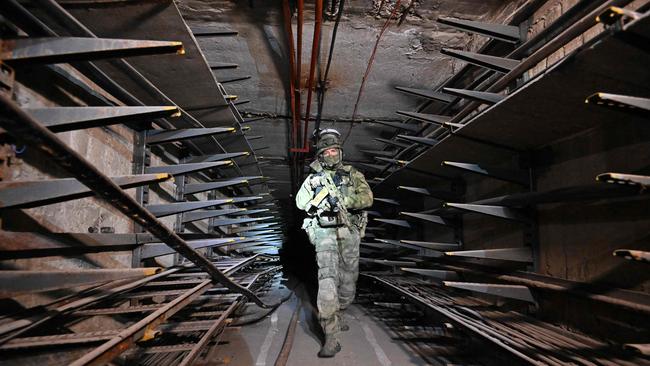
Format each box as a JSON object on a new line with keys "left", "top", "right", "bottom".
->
{"left": 296, "top": 135, "right": 373, "bottom": 356}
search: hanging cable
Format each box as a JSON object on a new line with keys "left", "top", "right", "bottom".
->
{"left": 343, "top": 0, "right": 403, "bottom": 144}
{"left": 314, "top": 0, "right": 345, "bottom": 136}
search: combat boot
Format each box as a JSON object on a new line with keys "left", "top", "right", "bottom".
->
{"left": 318, "top": 336, "right": 341, "bottom": 357}
{"left": 339, "top": 316, "right": 349, "bottom": 332}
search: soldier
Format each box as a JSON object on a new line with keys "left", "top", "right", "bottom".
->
{"left": 295, "top": 128, "right": 374, "bottom": 357}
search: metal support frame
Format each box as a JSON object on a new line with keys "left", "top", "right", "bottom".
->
{"left": 0, "top": 93, "right": 276, "bottom": 309}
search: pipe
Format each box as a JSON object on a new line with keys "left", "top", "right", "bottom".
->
{"left": 291, "top": 0, "right": 323, "bottom": 153}
{"left": 296, "top": 0, "right": 304, "bottom": 148}
{"left": 282, "top": 0, "right": 299, "bottom": 151}
{"left": 0, "top": 93, "right": 277, "bottom": 309}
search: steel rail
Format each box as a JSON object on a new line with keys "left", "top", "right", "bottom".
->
{"left": 362, "top": 273, "right": 550, "bottom": 365}
{"left": 0, "top": 93, "right": 277, "bottom": 309}
{"left": 70, "top": 279, "right": 213, "bottom": 366}
{"left": 177, "top": 265, "right": 281, "bottom": 365}
{"left": 363, "top": 273, "right": 646, "bottom": 365}
{"left": 0, "top": 267, "right": 181, "bottom": 343}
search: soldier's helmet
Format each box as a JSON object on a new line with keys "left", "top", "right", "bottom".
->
{"left": 315, "top": 128, "right": 343, "bottom": 169}
{"left": 315, "top": 128, "right": 341, "bottom": 155}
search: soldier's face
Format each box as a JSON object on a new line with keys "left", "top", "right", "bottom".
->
{"left": 323, "top": 148, "right": 339, "bottom": 158}
{"left": 322, "top": 148, "right": 341, "bottom": 167}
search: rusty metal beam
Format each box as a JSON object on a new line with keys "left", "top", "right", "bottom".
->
{"left": 146, "top": 199, "right": 235, "bottom": 218}
{"left": 145, "top": 161, "right": 232, "bottom": 176}
{"left": 23, "top": 106, "right": 180, "bottom": 132}
{"left": 440, "top": 48, "right": 521, "bottom": 73}
{"left": 437, "top": 17, "right": 522, "bottom": 43}
{"left": 0, "top": 37, "right": 184, "bottom": 64}
{"left": 0, "top": 93, "right": 277, "bottom": 310}
{"left": 394, "top": 86, "right": 454, "bottom": 103}
{"left": 185, "top": 178, "right": 249, "bottom": 195}
{"left": 0, "top": 268, "right": 161, "bottom": 298}
{"left": 0, "top": 174, "right": 171, "bottom": 209}
{"left": 145, "top": 127, "right": 236, "bottom": 144}
{"left": 141, "top": 238, "right": 241, "bottom": 259}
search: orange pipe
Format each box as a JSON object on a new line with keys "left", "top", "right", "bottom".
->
{"left": 282, "top": 0, "right": 298, "bottom": 149}
{"left": 291, "top": 0, "right": 322, "bottom": 153}
{"left": 296, "top": 0, "right": 304, "bottom": 145}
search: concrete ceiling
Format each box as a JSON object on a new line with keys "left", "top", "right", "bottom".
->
{"left": 177, "top": 0, "right": 523, "bottom": 201}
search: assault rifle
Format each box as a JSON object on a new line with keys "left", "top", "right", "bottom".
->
{"left": 308, "top": 173, "right": 351, "bottom": 227}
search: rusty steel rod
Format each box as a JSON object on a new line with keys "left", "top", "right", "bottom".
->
{"left": 0, "top": 93, "right": 277, "bottom": 309}
{"left": 291, "top": 0, "right": 323, "bottom": 153}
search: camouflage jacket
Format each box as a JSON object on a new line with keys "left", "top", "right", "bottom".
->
{"left": 296, "top": 160, "right": 373, "bottom": 221}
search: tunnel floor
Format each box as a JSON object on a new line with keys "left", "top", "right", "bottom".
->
{"left": 209, "top": 280, "right": 429, "bottom": 366}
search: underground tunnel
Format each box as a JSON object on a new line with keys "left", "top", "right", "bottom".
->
{"left": 0, "top": 0, "right": 649, "bottom": 365}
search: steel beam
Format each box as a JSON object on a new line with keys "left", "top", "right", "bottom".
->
{"left": 614, "top": 249, "right": 650, "bottom": 263}
{"left": 212, "top": 216, "right": 274, "bottom": 227}
{"left": 187, "top": 152, "right": 250, "bottom": 163}
{"left": 191, "top": 27, "right": 238, "bottom": 36}
{"left": 220, "top": 75, "right": 252, "bottom": 84}
{"left": 24, "top": 106, "right": 180, "bottom": 132}
{"left": 443, "top": 282, "right": 536, "bottom": 303}
{"left": 360, "top": 258, "right": 417, "bottom": 267}
{"left": 401, "top": 268, "right": 459, "bottom": 280}
{"left": 229, "top": 208, "right": 269, "bottom": 216}
{"left": 375, "top": 157, "right": 408, "bottom": 166}
{"left": 0, "top": 268, "right": 161, "bottom": 297}
{"left": 231, "top": 196, "right": 264, "bottom": 204}
{"left": 373, "top": 218, "right": 412, "bottom": 228}
{"left": 146, "top": 199, "right": 235, "bottom": 217}
{"left": 181, "top": 209, "right": 247, "bottom": 223}
{"left": 443, "top": 203, "right": 530, "bottom": 222}
{"left": 442, "top": 161, "right": 529, "bottom": 185}
{"left": 400, "top": 240, "right": 460, "bottom": 251}
{"left": 146, "top": 127, "right": 236, "bottom": 144}
{"left": 0, "top": 231, "right": 156, "bottom": 258}
{"left": 209, "top": 62, "right": 238, "bottom": 69}
{"left": 69, "top": 280, "right": 212, "bottom": 366}
{"left": 394, "top": 86, "right": 454, "bottom": 103}
{"left": 374, "top": 197, "right": 400, "bottom": 206}
{"left": 399, "top": 212, "right": 455, "bottom": 227}
{"left": 141, "top": 238, "right": 240, "bottom": 259}
{"left": 586, "top": 92, "right": 650, "bottom": 117}
{"left": 445, "top": 247, "right": 533, "bottom": 262}
{"left": 597, "top": 172, "right": 650, "bottom": 187}
{"left": 440, "top": 48, "right": 521, "bottom": 73}
{"left": 397, "top": 135, "right": 439, "bottom": 147}
{"left": 184, "top": 178, "right": 249, "bottom": 195}
{"left": 145, "top": 161, "right": 232, "bottom": 176}
{"left": 0, "top": 37, "right": 184, "bottom": 64}
{"left": 230, "top": 224, "right": 275, "bottom": 234}
{"left": 437, "top": 17, "right": 521, "bottom": 43}
{"left": 442, "top": 87, "right": 505, "bottom": 104}
{"left": 0, "top": 174, "right": 171, "bottom": 209}
{"left": 396, "top": 110, "right": 462, "bottom": 128}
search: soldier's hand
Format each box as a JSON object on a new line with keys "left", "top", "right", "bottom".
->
{"left": 327, "top": 195, "right": 339, "bottom": 208}
{"left": 306, "top": 202, "right": 318, "bottom": 216}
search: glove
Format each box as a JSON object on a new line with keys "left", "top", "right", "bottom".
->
{"left": 310, "top": 174, "right": 327, "bottom": 189}
{"left": 327, "top": 195, "right": 339, "bottom": 209}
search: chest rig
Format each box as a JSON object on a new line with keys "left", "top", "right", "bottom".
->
{"left": 314, "top": 168, "right": 352, "bottom": 227}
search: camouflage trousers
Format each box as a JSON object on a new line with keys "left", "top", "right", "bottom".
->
{"left": 306, "top": 224, "right": 360, "bottom": 337}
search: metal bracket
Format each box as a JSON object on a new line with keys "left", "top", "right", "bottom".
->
{"left": 0, "top": 62, "right": 15, "bottom": 98}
